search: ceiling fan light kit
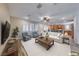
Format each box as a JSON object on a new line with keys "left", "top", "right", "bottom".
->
{"left": 43, "top": 16, "right": 51, "bottom": 22}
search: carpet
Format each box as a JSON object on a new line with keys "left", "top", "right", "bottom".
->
{"left": 22, "top": 38, "right": 71, "bottom": 56}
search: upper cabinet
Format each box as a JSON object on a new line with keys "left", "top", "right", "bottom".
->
{"left": 48, "top": 25, "right": 64, "bottom": 30}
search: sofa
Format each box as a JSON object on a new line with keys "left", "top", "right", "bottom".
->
{"left": 22, "top": 31, "right": 40, "bottom": 41}
{"left": 48, "top": 32, "right": 64, "bottom": 43}
{"left": 22, "top": 32, "right": 31, "bottom": 41}
{"left": 32, "top": 32, "right": 40, "bottom": 38}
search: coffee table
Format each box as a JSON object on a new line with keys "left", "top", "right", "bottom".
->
{"left": 35, "top": 36, "right": 54, "bottom": 50}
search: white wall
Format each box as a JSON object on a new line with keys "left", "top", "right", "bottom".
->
{"left": 64, "top": 24, "right": 72, "bottom": 31}
{"left": 66, "top": 9, "right": 79, "bottom": 44}
{"left": 10, "top": 16, "right": 32, "bottom": 39}
{"left": 74, "top": 10, "right": 79, "bottom": 44}
{"left": 0, "top": 3, "right": 10, "bottom": 45}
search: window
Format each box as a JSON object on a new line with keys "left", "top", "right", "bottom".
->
{"left": 22, "top": 23, "right": 48, "bottom": 33}
{"left": 23, "top": 23, "right": 29, "bottom": 32}
{"left": 22, "top": 23, "right": 39, "bottom": 32}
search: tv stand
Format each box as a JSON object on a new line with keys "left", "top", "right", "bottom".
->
{"left": 1, "top": 38, "right": 28, "bottom": 56}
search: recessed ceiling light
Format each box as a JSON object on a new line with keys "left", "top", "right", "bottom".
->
{"left": 40, "top": 17, "right": 43, "bottom": 20}
{"left": 53, "top": 3, "right": 57, "bottom": 5}
{"left": 61, "top": 17, "right": 65, "bottom": 20}
{"left": 23, "top": 17, "right": 29, "bottom": 19}
{"left": 61, "top": 16, "right": 75, "bottom": 20}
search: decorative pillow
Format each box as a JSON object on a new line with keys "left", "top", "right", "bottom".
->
{"left": 57, "top": 33, "right": 61, "bottom": 37}
{"left": 59, "top": 34, "right": 63, "bottom": 38}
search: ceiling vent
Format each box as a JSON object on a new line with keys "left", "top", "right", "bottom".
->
{"left": 37, "top": 3, "right": 42, "bottom": 9}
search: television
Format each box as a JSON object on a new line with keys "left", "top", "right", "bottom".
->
{"left": 1, "top": 21, "right": 10, "bottom": 44}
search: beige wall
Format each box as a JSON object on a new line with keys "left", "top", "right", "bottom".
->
{"left": 0, "top": 3, "right": 10, "bottom": 23}
{"left": 0, "top": 3, "right": 10, "bottom": 45}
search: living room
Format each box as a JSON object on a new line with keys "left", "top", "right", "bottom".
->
{"left": 0, "top": 3, "right": 79, "bottom": 56}
{"left": 10, "top": 14, "right": 74, "bottom": 56}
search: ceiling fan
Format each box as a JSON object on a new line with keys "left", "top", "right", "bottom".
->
{"left": 39, "top": 16, "right": 51, "bottom": 24}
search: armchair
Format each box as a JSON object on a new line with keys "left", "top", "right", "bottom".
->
{"left": 22, "top": 32, "right": 31, "bottom": 41}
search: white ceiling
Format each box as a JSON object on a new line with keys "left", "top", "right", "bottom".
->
{"left": 7, "top": 3, "right": 79, "bottom": 23}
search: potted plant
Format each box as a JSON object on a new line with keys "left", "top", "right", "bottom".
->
{"left": 12, "top": 27, "right": 19, "bottom": 37}
{"left": 45, "top": 32, "right": 49, "bottom": 40}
